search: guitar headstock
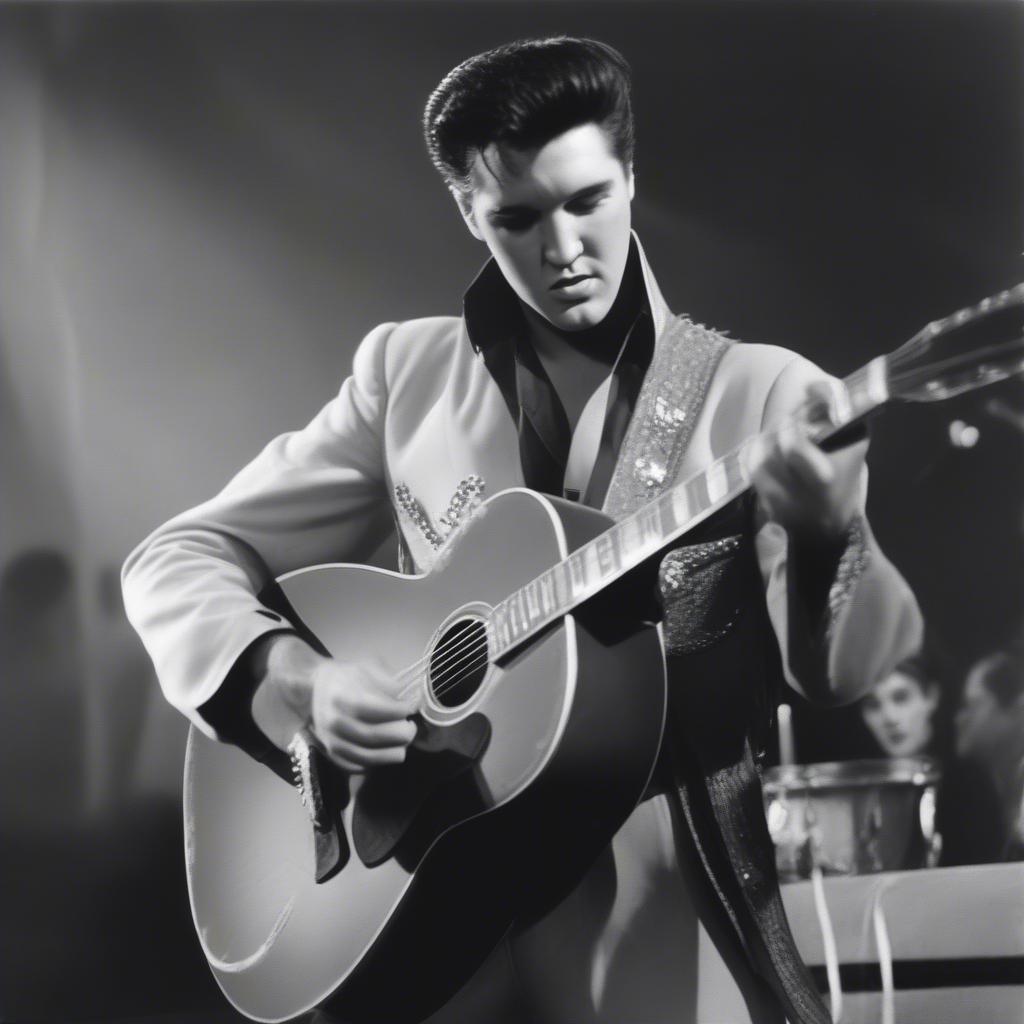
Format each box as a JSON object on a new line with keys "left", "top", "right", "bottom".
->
{"left": 885, "top": 283, "right": 1024, "bottom": 403}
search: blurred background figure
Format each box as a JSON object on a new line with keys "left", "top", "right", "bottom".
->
{"left": 859, "top": 653, "right": 939, "bottom": 759}
{"left": 956, "top": 650, "right": 1024, "bottom": 860}
{"left": 0, "top": 548, "right": 84, "bottom": 828}
{"left": 858, "top": 648, "right": 1005, "bottom": 865}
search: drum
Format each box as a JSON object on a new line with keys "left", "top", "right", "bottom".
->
{"left": 762, "top": 758, "right": 941, "bottom": 881}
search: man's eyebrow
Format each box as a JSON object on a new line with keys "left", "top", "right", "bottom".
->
{"left": 565, "top": 181, "right": 615, "bottom": 202}
{"left": 491, "top": 180, "right": 615, "bottom": 216}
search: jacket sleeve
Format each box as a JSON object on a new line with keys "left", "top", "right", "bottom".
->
{"left": 121, "top": 322, "right": 397, "bottom": 738}
{"left": 753, "top": 354, "right": 923, "bottom": 705}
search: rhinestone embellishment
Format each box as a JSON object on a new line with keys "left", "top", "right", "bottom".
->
{"left": 634, "top": 456, "right": 667, "bottom": 488}
{"left": 604, "top": 316, "right": 731, "bottom": 518}
{"left": 659, "top": 535, "right": 744, "bottom": 654}
{"left": 660, "top": 535, "right": 742, "bottom": 594}
{"left": 395, "top": 475, "right": 486, "bottom": 551}
{"left": 439, "top": 475, "right": 486, "bottom": 532}
{"left": 827, "top": 514, "right": 869, "bottom": 638}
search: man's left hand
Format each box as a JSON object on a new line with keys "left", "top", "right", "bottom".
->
{"left": 750, "top": 381, "right": 867, "bottom": 544}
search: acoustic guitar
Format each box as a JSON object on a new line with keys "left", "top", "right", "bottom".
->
{"left": 184, "top": 285, "right": 1024, "bottom": 1022}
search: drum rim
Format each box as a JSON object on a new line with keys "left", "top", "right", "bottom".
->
{"left": 762, "top": 756, "right": 940, "bottom": 793}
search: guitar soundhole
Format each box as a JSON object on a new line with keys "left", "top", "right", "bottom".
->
{"left": 429, "top": 618, "right": 489, "bottom": 709}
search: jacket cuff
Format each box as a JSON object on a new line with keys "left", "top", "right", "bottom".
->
{"left": 198, "top": 627, "right": 297, "bottom": 768}
{"left": 784, "top": 514, "right": 869, "bottom": 690}
{"left": 824, "top": 514, "right": 869, "bottom": 640}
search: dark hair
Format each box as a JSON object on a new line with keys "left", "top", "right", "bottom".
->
{"left": 888, "top": 653, "right": 937, "bottom": 693}
{"left": 973, "top": 651, "right": 1024, "bottom": 708}
{"left": 423, "top": 37, "right": 635, "bottom": 198}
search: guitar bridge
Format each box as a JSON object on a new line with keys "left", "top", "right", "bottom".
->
{"left": 287, "top": 732, "right": 350, "bottom": 883}
{"left": 288, "top": 732, "right": 325, "bottom": 828}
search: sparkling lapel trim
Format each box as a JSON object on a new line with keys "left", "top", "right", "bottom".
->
{"left": 603, "top": 316, "right": 732, "bottom": 518}
{"left": 394, "top": 475, "right": 486, "bottom": 551}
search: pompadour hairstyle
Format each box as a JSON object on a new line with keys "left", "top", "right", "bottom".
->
{"left": 423, "top": 37, "right": 634, "bottom": 197}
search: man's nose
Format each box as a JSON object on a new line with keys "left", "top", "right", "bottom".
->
{"left": 541, "top": 213, "right": 583, "bottom": 268}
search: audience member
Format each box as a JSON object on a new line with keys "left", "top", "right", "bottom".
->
{"left": 859, "top": 651, "right": 1005, "bottom": 865}
{"left": 859, "top": 654, "right": 938, "bottom": 759}
{"left": 956, "top": 650, "right": 1024, "bottom": 860}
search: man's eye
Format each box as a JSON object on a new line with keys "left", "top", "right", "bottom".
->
{"left": 494, "top": 214, "right": 536, "bottom": 232}
{"left": 567, "top": 197, "right": 604, "bottom": 215}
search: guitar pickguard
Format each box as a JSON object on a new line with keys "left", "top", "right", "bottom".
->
{"left": 352, "top": 714, "right": 492, "bottom": 870}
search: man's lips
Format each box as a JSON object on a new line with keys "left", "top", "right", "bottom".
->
{"left": 550, "top": 274, "right": 594, "bottom": 291}
{"left": 549, "top": 275, "right": 598, "bottom": 300}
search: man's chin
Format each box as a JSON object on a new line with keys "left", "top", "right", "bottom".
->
{"left": 543, "top": 299, "right": 608, "bottom": 332}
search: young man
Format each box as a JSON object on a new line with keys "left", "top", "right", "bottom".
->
{"left": 956, "top": 650, "right": 1024, "bottom": 860}
{"left": 123, "top": 38, "right": 921, "bottom": 1024}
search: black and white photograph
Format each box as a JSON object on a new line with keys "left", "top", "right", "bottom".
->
{"left": 1, "top": 2, "right": 1022, "bottom": 1023}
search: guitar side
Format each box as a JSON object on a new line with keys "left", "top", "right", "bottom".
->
{"left": 184, "top": 489, "right": 667, "bottom": 1023}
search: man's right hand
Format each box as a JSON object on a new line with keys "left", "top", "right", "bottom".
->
{"left": 249, "top": 633, "right": 420, "bottom": 772}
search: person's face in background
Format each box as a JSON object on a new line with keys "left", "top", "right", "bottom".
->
{"left": 955, "top": 664, "right": 1022, "bottom": 765}
{"left": 460, "top": 123, "right": 635, "bottom": 332}
{"left": 860, "top": 670, "right": 939, "bottom": 757}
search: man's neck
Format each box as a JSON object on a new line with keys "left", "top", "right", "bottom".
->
{"left": 517, "top": 267, "right": 644, "bottom": 433}
{"left": 519, "top": 264, "right": 643, "bottom": 370}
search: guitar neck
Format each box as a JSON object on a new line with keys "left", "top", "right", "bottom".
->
{"left": 488, "top": 355, "right": 889, "bottom": 661}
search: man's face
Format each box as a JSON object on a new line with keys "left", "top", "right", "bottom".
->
{"left": 859, "top": 671, "right": 937, "bottom": 758}
{"left": 461, "top": 123, "right": 635, "bottom": 332}
{"left": 955, "top": 667, "right": 1018, "bottom": 763}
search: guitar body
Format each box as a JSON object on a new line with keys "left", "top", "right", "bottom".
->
{"left": 184, "top": 489, "right": 667, "bottom": 1023}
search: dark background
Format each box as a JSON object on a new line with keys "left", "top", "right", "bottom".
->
{"left": 1, "top": 2, "right": 1021, "bottom": 1020}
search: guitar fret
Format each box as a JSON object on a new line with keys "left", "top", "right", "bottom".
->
{"left": 668, "top": 484, "right": 689, "bottom": 525}
{"left": 568, "top": 551, "right": 588, "bottom": 596}
{"left": 524, "top": 579, "right": 540, "bottom": 619}
{"left": 687, "top": 474, "right": 710, "bottom": 511}
{"left": 723, "top": 453, "right": 746, "bottom": 492}
{"left": 618, "top": 517, "right": 643, "bottom": 561}
{"left": 539, "top": 571, "right": 557, "bottom": 615}
{"left": 514, "top": 591, "right": 529, "bottom": 633}
{"left": 637, "top": 503, "right": 662, "bottom": 545}
{"left": 553, "top": 563, "right": 570, "bottom": 608}
{"left": 595, "top": 531, "right": 619, "bottom": 576}
{"left": 504, "top": 599, "right": 518, "bottom": 640}
{"left": 657, "top": 491, "right": 679, "bottom": 533}
{"left": 706, "top": 459, "right": 729, "bottom": 503}
{"left": 493, "top": 603, "right": 511, "bottom": 649}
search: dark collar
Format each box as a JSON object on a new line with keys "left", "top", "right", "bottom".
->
{"left": 461, "top": 237, "right": 661, "bottom": 506}
{"left": 461, "top": 233, "right": 670, "bottom": 356}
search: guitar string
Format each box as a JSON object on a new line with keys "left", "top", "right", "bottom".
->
{"left": 887, "top": 335, "right": 1024, "bottom": 393}
{"left": 391, "top": 366, "right": 874, "bottom": 702}
{"left": 392, "top": 367, "right": 875, "bottom": 704}
{"left": 422, "top": 333, "right": 1022, "bottom": 707}
{"left": 387, "top": 297, "right": 1018, "bottom": 702}
{"left": 392, "top": 293, "right": 1020, "bottom": 704}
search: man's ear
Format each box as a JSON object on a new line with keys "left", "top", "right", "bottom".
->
{"left": 626, "top": 163, "right": 636, "bottom": 202}
{"left": 453, "top": 188, "right": 484, "bottom": 241}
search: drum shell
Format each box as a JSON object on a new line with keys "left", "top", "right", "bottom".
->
{"left": 763, "top": 758, "right": 940, "bottom": 881}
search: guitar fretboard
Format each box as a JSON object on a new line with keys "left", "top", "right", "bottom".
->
{"left": 487, "top": 355, "right": 888, "bottom": 661}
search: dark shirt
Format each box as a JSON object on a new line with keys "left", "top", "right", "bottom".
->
{"left": 464, "top": 237, "right": 652, "bottom": 507}
{"left": 936, "top": 755, "right": 1007, "bottom": 866}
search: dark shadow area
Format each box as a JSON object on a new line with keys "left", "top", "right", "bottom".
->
{"left": 1, "top": 798, "right": 246, "bottom": 1022}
